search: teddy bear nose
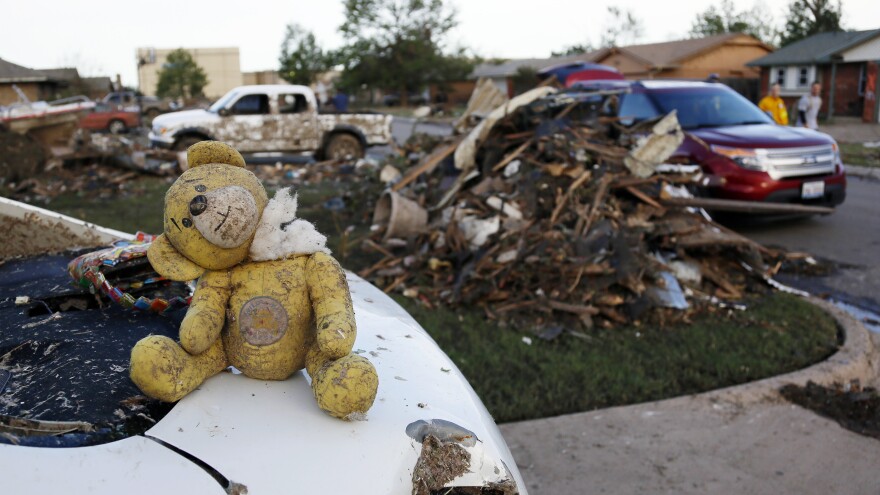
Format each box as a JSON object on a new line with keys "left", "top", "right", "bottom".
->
{"left": 189, "top": 195, "right": 208, "bottom": 216}
{"left": 192, "top": 186, "right": 259, "bottom": 249}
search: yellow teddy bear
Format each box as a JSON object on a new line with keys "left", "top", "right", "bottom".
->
{"left": 130, "top": 141, "right": 378, "bottom": 419}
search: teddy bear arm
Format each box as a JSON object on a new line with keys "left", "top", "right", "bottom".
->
{"left": 179, "top": 270, "right": 232, "bottom": 355}
{"left": 306, "top": 252, "right": 356, "bottom": 359}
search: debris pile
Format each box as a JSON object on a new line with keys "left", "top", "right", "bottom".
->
{"left": 363, "top": 86, "right": 791, "bottom": 330}
{"left": 1, "top": 131, "right": 180, "bottom": 203}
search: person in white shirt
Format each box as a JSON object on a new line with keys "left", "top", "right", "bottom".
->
{"left": 797, "top": 82, "right": 822, "bottom": 130}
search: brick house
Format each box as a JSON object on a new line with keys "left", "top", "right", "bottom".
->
{"left": 747, "top": 29, "right": 880, "bottom": 123}
{"left": 0, "top": 58, "right": 62, "bottom": 106}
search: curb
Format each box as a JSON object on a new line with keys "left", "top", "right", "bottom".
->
{"left": 694, "top": 297, "right": 878, "bottom": 406}
{"left": 845, "top": 164, "right": 880, "bottom": 179}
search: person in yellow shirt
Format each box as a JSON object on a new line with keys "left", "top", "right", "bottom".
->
{"left": 758, "top": 83, "right": 789, "bottom": 125}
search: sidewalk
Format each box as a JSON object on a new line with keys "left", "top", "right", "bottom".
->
{"left": 820, "top": 117, "right": 880, "bottom": 144}
{"left": 499, "top": 300, "right": 880, "bottom": 495}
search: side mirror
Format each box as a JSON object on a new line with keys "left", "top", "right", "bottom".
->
{"left": 218, "top": 108, "right": 230, "bottom": 117}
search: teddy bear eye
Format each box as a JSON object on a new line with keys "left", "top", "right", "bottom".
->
{"left": 181, "top": 218, "right": 193, "bottom": 228}
{"left": 194, "top": 185, "right": 207, "bottom": 192}
{"left": 189, "top": 195, "right": 208, "bottom": 216}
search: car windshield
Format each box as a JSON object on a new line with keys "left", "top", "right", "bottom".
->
{"left": 648, "top": 87, "right": 773, "bottom": 129}
{"left": 208, "top": 90, "right": 240, "bottom": 113}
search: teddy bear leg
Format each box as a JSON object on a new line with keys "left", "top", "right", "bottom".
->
{"left": 306, "top": 347, "right": 378, "bottom": 419}
{"left": 130, "top": 335, "right": 228, "bottom": 402}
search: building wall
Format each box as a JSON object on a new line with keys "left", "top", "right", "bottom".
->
{"left": 598, "top": 41, "right": 769, "bottom": 80}
{"left": 0, "top": 82, "right": 43, "bottom": 106}
{"left": 136, "top": 47, "right": 243, "bottom": 99}
{"left": 595, "top": 52, "right": 650, "bottom": 78}
{"left": 680, "top": 43, "right": 767, "bottom": 79}
{"left": 864, "top": 61, "right": 878, "bottom": 123}
{"left": 842, "top": 35, "right": 880, "bottom": 62}
{"left": 242, "top": 70, "right": 283, "bottom": 86}
{"left": 817, "top": 62, "right": 865, "bottom": 117}
{"left": 429, "top": 80, "right": 477, "bottom": 105}
{"left": 761, "top": 62, "right": 868, "bottom": 119}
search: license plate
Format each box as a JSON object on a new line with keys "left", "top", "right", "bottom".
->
{"left": 802, "top": 181, "right": 825, "bottom": 199}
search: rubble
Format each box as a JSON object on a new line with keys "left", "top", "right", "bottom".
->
{"left": 362, "top": 85, "right": 805, "bottom": 330}
{"left": 1, "top": 131, "right": 181, "bottom": 204}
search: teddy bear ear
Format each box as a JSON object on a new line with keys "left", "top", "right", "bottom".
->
{"left": 147, "top": 234, "right": 206, "bottom": 281}
{"left": 187, "top": 141, "right": 246, "bottom": 169}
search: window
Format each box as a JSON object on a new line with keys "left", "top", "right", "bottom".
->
{"left": 858, "top": 64, "right": 867, "bottom": 96}
{"left": 230, "top": 94, "right": 269, "bottom": 115}
{"left": 649, "top": 86, "right": 772, "bottom": 130}
{"left": 775, "top": 67, "right": 786, "bottom": 87}
{"left": 279, "top": 94, "right": 309, "bottom": 114}
{"left": 797, "top": 66, "right": 810, "bottom": 87}
{"left": 617, "top": 93, "right": 660, "bottom": 125}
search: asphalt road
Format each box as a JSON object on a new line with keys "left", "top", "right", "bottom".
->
{"left": 731, "top": 173, "right": 880, "bottom": 312}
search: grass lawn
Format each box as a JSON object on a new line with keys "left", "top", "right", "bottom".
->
{"left": 840, "top": 142, "right": 880, "bottom": 168}
{"left": 394, "top": 292, "right": 840, "bottom": 423}
{"left": 26, "top": 173, "right": 841, "bottom": 423}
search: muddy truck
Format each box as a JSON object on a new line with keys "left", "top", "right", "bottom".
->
{"left": 149, "top": 84, "right": 393, "bottom": 160}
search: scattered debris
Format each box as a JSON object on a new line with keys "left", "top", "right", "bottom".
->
{"left": 411, "top": 434, "right": 471, "bottom": 495}
{"left": 362, "top": 85, "right": 806, "bottom": 330}
{"left": 781, "top": 381, "right": 880, "bottom": 440}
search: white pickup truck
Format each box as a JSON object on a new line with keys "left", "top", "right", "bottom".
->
{"left": 149, "top": 85, "right": 393, "bottom": 160}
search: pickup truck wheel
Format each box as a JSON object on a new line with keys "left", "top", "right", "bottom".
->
{"left": 174, "top": 136, "right": 205, "bottom": 151}
{"left": 323, "top": 133, "right": 364, "bottom": 161}
{"left": 108, "top": 119, "right": 127, "bottom": 135}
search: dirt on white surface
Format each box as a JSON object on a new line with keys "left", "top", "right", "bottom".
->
{"left": 501, "top": 394, "right": 880, "bottom": 495}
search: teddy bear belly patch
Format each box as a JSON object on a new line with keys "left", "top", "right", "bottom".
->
{"left": 238, "top": 296, "right": 288, "bottom": 346}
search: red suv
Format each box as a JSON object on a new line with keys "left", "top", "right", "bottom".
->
{"left": 576, "top": 80, "right": 846, "bottom": 207}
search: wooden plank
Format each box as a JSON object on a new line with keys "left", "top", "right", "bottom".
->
{"left": 661, "top": 197, "right": 834, "bottom": 215}
{"left": 491, "top": 138, "right": 533, "bottom": 172}
{"left": 624, "top": 186, "right": 664, "bottom": 210}
{"left": 392, "top": 135, "right": 464, "bottom": 192}
{"left": 547, "top": 300, "right": 600, "bottom": 315}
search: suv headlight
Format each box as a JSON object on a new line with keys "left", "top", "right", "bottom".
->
{"left": 831, "top": 142, "right": 842, "bottom": 164}
{"left": 711, "top": 145, "right": 769, "bottom": 172}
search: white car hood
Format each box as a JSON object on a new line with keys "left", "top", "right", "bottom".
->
{"left": 142, "top": 274, "right": 524, "bottom": 493}
{"left": 152, "top": 108, "right": 219, "bottom": 130}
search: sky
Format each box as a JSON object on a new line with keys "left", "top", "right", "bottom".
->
{"left": 1, "top": 0, "right": 879, "bottom": 90}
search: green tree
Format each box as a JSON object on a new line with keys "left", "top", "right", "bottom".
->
{"left": 279, "top": 23, "right": 329, "bottom": 85}
{"left": 335, "top": 0, "right": 473, "bottom": 106}
{"left": 155, "top": 49, "right": 208, "bottom": 99}
{"left": 600, "top": 7, "right": 644, "bottom": 47}
{"left": 690, "top": 0, "right": 778, "bottom": 45}
{"left": 780, "top": 0, "right": 843, "bottom": 46}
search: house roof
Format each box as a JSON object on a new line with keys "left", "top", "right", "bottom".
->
{"left": 470, "top": 33, "right": 766, "bottom": 79}
{"left": 0, "top": 57, "right": 50, "bottom": 84}
{"left": 38, "top": 67, "right": 80, "bottom": 83}
{"left": 81, "top": 76, "right": 113, "bottom": 93}
{"left": 607, "top": 33, "right": 768, "bottom": 69}
{"left": 748, "top": 29, "right": 880, "bottom": 66}
{"left": 470, "top": 51, "right": 604, "bottom": 79}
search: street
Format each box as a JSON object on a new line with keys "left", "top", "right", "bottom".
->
{"left": 732, "top": 173, "right": 880, "bottom": 313}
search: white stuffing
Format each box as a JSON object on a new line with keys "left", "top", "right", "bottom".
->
{"left": 249, "top": 188, "right": 330, "bottom": 261}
